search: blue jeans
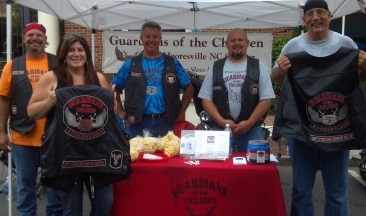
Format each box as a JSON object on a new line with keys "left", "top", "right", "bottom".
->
{"left": 212, "top": 124, "right": 264, "bottom": 152}
{"left": 61, "top": 174, "right": 113, "bottom": 216}
{"left": 287, "top": 138, "right": 349, "bottom": 216}
{"left": 125, "top": 116, "right": 174, "bottom": 138}
{"left": 11, "top": 144, "right": 63, "bottom": 216}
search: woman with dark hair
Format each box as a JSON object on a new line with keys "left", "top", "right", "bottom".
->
{"left": 27, "top": 34, "right": 127, "bottom": 216}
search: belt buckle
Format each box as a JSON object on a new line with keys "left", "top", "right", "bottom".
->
{"left": 151, "top": 113, "right": 159, "bottom": 119}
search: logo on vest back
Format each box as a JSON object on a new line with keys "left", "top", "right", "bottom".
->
{"left": 307, "top": 92, "right": 350, "bottom": 133}
{"left": 166, "top": 73, "right": 177, "bottom": 84}
{"left": 63, "top": 95, "right": 108, "bottom": 140}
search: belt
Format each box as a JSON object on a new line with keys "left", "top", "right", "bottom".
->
{"left": 143, "top": 112, "right": 167, "bottom": 119}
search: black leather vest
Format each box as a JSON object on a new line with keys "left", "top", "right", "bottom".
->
{"left": 10, "top": 53, "right": 56, "bottom": 134}
{"left": 212, "top": 56, "right": 260, "bottom": 125}
{"left": 41, "top": 85, "right": 132, "bottom": 191}
{"left": 273, "top": 47, "right": 366, "bottom": 151}
{"left": 124, "top": 54, "right": 181, "bottom": 124}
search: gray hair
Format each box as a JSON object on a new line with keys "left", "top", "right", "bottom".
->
{"left": 140, "top": 21, "right": 162, "bottom": 38}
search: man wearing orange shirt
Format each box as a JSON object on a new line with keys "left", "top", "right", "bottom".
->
{"left": 0, "top": 22, "right": 62, "bottom": 216}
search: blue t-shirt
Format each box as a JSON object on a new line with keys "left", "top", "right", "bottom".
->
{"left": 112, "top": 54, "right": 190, "bottom": 114}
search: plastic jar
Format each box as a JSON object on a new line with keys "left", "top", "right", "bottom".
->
{"left": 247, "top": 140, "right": 270, "bottom": 164}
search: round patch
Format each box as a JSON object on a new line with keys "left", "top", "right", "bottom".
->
{"left": 166, "top": 73, "right": 177, "bottom": 84}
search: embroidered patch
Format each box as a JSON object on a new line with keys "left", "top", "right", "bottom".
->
{"left": 213, "top": 86, "right": 222, "bottom": 90}
{"left": 307, "top": 92, "right": 350, "bottom": 133}
{"left": 63, "top": 95, "right": 108, "bottom": 140}
{"left": 110, "top": 150, "right": 123, "bottom": 169}
{"left": 62, "top": 159, "right": 106, "bottom": 168}
{"left": 11, "top": 105, "right": 17, "bottom": 115}
{"left": 166, "top": 73, "right": 177, "bottom": 84}
{"left": 127, "top": 115, "right": 135, "bottom": 124}
{"left": 12, "top": 70, "right": 25, "bottom": 75}
{"left": 250, "top": 84, "right": 259, "bottom": 95}
{"left": 131, "top": 72, "right": 142, "bottom": 77}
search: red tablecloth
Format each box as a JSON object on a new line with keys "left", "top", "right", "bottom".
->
{"left": 112, "top": 153, "right": 287, "bottom": 216}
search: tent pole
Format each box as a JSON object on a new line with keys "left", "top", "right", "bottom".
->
{"left": 92, "top": 29, "right": 96, "bottom": 64}
{"left": 6, "top": 0, "right": 12, "bottom": 62}
{"left": 6, "top": 1, "right": 13, "bottom": 215}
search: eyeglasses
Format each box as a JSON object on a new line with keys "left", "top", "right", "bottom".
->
{"left": 304, "top": 9, "right": 329, "bottom": 18}
{"left": 63, "top": 33, "right": 86, "bottom": 40}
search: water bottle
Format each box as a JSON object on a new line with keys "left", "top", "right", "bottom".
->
{"left": 224, "top": 124, "right": 233, "bottom": 154}
{"left": 3, "top": 176, "right": 9, "bottom": 201}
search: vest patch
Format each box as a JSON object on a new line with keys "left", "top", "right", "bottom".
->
{"left": 11, "top": 105, "right": 17, "bottom": 115}
{"left": 110, "top": 150, "right": 123, "bottom": 169}
{"left": 250, "top": 84, "right": 259, "bottom": 95}
{"left": 165, "top": 73, "right": 177, "bottom": 84}
{"left": 307, "top": 92, "right": 350, "bottom": 133}
{"left": 12, "top": 70, "right": 25, "bottom": 75}
{"left": 62, "top": 159, "right": 106, "bottom": 168}
{"left": 127, "top": 114, "right": 136, "bottom": 124}
{"left": 131, "top": 72, "right": 142, "bottom": 77}
{"left": 213, "top": 86, "right": 222, "bottom": 90}
{"left": 63, "top": 95, "right": 108, "bottom": 140}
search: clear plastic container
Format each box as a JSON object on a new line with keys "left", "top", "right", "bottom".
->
{"left": 224, "top": 124, "right": 233, "bottom": 154}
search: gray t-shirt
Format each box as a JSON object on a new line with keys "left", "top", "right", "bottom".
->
{"left": 273, "top": 31, "right": 357, "bottom": 69}
{"left": 198, "top": 58, "right": 275, "bottom": 119}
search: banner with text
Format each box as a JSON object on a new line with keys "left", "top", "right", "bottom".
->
{"left": 103, "top": 31, "right": 273, "bottom": 76}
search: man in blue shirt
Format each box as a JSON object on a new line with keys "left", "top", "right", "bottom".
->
{"left": 112, "top": 21, "right": 193, "bottom": 138}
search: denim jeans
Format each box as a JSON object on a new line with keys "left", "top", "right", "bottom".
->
{"left": 61, "top": 174, "right": 113, "bottom": 216}
{"left": 212, "top": 124, "right": 264, "bottom": 152}
{"left": 287, "top": 138, "right": 350, "bottom": 216}
{"left": 125, "top": 116, "right": 174, "bottom": 138}
{"left": 11, "top": 144, "right": 63, "bottom": 216}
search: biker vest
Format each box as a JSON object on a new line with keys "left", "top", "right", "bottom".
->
{"left": 272, "top": 47, "right": 366, "bottom": 151}
{"left": 41, "top": 85, "right": 132, "bottom": 191}
{"left": 10, "top": 53, "right": 56, "bottom": 134}
{"left": 212, "top": 56, "right": 261, "bottom": 124}
{"left": 124, "top": 54, "right": 181, "bottom": 124}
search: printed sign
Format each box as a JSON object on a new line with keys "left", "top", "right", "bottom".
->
{"left": 103, "top": 31, "right": 273, "bottom": 76}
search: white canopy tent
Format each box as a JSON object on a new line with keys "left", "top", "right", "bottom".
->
{"left": 12, "top": 0, "right": 360, "bottom": 31}
{"left": 3, "top": 1, "right": 361, "bottom": 215}
{"left": 8, "top": 0, "right": 361, "bottom": 63}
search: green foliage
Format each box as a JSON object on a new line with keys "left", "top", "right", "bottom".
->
{"left": 12, "top": 4, "right": 38, "bottom": 36}
{"left": 271, "top": 29, "right": 301, "bottom": 95}
{"left": 361, "top": 81, "right": 366, "bottom": 94}
{"left": 0, "top": 61, "right": 5, "bottom": 71}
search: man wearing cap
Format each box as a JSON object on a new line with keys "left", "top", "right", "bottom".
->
{"left": 0, "top": 22, "right": 63, "bottom": 216}
{"left": 272, "top": 0, "right": 366, "bottom": 216}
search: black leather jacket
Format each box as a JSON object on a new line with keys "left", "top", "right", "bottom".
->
{"left": 41, "top": 85, "right": 131, "bottom": 191}
{"left": 273, "top": 47, "right": 366, "bottom": 151}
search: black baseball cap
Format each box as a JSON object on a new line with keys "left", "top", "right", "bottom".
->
{"left": 303, "top": 0, "right": 329, "bottom": 14}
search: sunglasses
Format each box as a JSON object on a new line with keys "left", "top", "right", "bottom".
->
{"left": 63, "top": 33, "right": 86, "bottom": 40}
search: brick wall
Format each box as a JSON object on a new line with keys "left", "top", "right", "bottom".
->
{"left": 64, "top": 22, "right": 114, "bottom": 82}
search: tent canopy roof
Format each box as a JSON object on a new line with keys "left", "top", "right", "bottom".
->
{"left": 13, "top": 0, "right": 360, "bottom": 30}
